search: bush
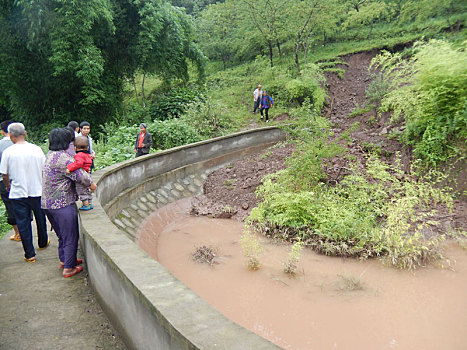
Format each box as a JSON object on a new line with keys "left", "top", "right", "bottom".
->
{"left": 152, "top": 119, "right": 202, "bottom": 150}
{"left": 248, "top": 132, "right": 454, "bottom": 269}
{"left": 372, "top": 39, "right": 467, "bottom": 166}
{"left": 149, "top": 87, "right": 204, "bottom": 120}
{"left": 180, "top": 97, "right": 241, "bottom": 139}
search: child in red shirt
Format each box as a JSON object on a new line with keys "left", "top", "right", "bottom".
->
{"left": 66, "top": 136, "right": 93, "bottom": 210}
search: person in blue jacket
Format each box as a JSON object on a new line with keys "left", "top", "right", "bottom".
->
{"left": 259, "top": 91, "right": 274, "bottom": 122}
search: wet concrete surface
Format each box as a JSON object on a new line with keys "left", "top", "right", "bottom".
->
{"left": 0, "top": 228, "right": 126, "bottom": 350}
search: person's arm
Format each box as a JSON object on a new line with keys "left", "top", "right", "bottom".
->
{"left": 146, "top": 133, "right": 153, "bottom": 149}
{"left": 88, "top": 137, "right": 96, "bottom": 159}
{"left": 2, "top": 174, "right": 10, "bottom": 192}
{"left": 66, "top": 155, "right": 85, "bottom": 173}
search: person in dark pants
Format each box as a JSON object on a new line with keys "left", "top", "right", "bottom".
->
{"left": 0, "top": 123, "right": 48, "bottom": 263}
{"left": 259, "top": 91, "right": 274, "bottom": 122}
{"left": 0, "top": 120, "right": 21, "bottom": 241}
{"left": 42, "top": 128, "right": 96, "bottom": 277}
{"left": 134, "top": 123, "right": 153, "bottom": 157}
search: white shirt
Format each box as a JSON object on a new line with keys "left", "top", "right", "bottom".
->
{"left": 254, "top": 88, "right": 262, "bottom": 101}
{"left": 0, "top": 142, "right": 45, "bottom": 198}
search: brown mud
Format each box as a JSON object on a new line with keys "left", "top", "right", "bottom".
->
{"left": 138, "top": 199, "right": 467, "bottom": 350}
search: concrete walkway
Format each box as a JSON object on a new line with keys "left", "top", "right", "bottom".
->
{"left": 0, "top": 228, "right": 127, "bottom": 350}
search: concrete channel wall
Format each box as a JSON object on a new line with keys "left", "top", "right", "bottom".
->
{"left": 79, "top": 127, "right": 285, "bottom": 350}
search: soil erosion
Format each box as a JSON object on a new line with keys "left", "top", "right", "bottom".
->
{"left": 191, "top": 50, "right": 467, "bottom": 232}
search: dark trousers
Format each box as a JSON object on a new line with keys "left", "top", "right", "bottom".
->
{"left": 0, "top": 181, "right": 16, "bottom": 225}
{"left": 260, "top": 107, "right": 269, "bottom": 121}
{"left": 253, "top": 99, "right": 260, "bottom": 113}
{"left": 45, "top": 204, "right": 79, "bottom": 268}
{"left": 135, "top": 148, "right": 149, "bottom": 157}
{"left": 11, "top": 197, "right": 48, "bottom": 259}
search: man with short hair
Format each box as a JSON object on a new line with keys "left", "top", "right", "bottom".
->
{"left": 67, "top": 121, "right": 80, "bottom": 137}
{"left": 0, "top": 120, "right": 21, "bottom": 241}
{"left": 78, "top": 121, "right": 95, "bottom": 171}
{"left": 0, "top": 123, "right": 48, "bottom": 262}
{"left": 134, "top": 123, "right": 152, "bottom": 157}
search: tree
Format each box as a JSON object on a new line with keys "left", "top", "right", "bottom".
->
{"left": 196, "top": 2, "right": 238, "bottom": 70}
{"left": 0, "top": 0, "right": 205, "bottom": 128}
{"left": 239, "top": 0, "right": 292, "bottom": 67}
{"left": 344, "top": 0, "right": 389, "bottom": 42}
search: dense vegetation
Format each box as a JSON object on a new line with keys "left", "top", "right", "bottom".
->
{"left": 0, "top": 0, "right": 466, "bottom": 262}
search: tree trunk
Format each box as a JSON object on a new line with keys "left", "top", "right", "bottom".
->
{"left": 132, "top": 77, "right": 139, "bottom": 103}
{"left": 368, "top": 23, "right": 373, "bottom": 43}
{"left": 268, "top": 40, "right": 274, "bottom": 67}
{"left": 295, "top": 35, "right": 301, "bottom": 74}
{"left": 141, "top": 72, "right": 146, "bottom": 108}
{"left": 276, "top": 39, "right": 282, "bottom": 56}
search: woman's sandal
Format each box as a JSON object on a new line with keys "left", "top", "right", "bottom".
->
{"left": 63, "top": 265, "right": 83, "bottom": 278}
{"left": 9, "top": 234, "right": 21, "bottom": 241}
{"left": 24, "top": 256, "right": 36, "bottom": 263}
{"left": 60, "top": 259, "right": 83, "bottom": 269}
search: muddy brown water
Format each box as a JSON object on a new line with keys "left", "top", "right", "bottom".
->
{"left": 137, "top": 199, "right": 467, "bottom": 350}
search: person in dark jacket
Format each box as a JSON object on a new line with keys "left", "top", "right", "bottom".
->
{"left": 259, "top": 91, "right": 274, "bottom": 122}
{"left": 134, "top": 123, "right": 153, "bottom": 157}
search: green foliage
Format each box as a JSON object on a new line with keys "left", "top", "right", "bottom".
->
{"left": 283, "top": 240, "right": 304, "bottom": 275}
{"left": 0, "top": 201, "right": 11, "bottom": 239}
{"left": 240, "top": 227, "right": 263, "bottom": 270}
{"left": 180, "top": 96, "right": 241, "bottom": 139}
{"left": 349, "top": 105, "right": 374, "bottom": 118}
{"left": 152, "top": 118, "right": 202, "bottom": 149}
{"left": 322, "top": 67, "right": 346, "bottom": 79}
{"left": 249, "top": 152, "right": 454, "bottom": 269}
{"left": 365, "top": 72, "right": 391, "bottom": 107}
{"left": 0, "top": 0, "right": 205, "bottom": 129}
{"left": 372, "top": 39, "right": 467, "bottom": 166}
{"left": 149, "top": 87, "right": 204, "bottom": 120}
{"left": 93, "top": 123, "right": 137, "bottom": 169}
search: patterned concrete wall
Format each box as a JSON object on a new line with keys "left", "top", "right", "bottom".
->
{"left": 79, "top": 127, "right": 285, "bottom": 350}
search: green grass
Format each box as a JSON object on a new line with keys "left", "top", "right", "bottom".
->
{"left": 0, "top": 201, "right": 11, "bottom": 239}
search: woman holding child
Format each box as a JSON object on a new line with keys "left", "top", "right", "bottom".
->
{"left": 41, "top": 128, "right": 97, "bottom": 278}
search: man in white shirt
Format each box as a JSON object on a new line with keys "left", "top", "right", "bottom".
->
{"left": 253, "top": 84, "right": 262, "bottom": 113}
{"left": 0, "top": 123, "right": 48, "bottom": 263}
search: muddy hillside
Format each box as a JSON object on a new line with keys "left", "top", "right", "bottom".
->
{"left": 191, "top": 51, "right": 467, "bottom": 231}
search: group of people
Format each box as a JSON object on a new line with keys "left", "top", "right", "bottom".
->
{"left": 0, "top": 121, "right": 97, "bottom": 278}
{"left": 253, "top": 84, "right": 274, "bottom": 122}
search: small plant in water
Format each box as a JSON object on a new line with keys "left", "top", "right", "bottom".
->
{"left": 283, "top": 240, "right": 304, "bottom": 275}
{"left": 192, "top": 245, "right": 217, "bottom": 266}
{"left": 337, "top": 274, "right": 364, "bottom": 292}
{"left": 240, "top": 227, "right": 263, "bottom": 270}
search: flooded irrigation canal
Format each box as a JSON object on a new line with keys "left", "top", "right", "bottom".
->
{"left": 137, "top": 199, "right": 467, "bottom": 350}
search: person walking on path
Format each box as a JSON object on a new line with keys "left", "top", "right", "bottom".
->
{"left": 0, "top": 120, "right": 21, "bottom": 242}
{"left": 134, "top": 123, "right": 152, "bottom": 157}
{"left": 259, "top": 90, "right": 274, "bottom": 122}
{"left": 42, "top": 128, "right": 96, "bottom": 278}
{"left": 253, "top": 84, "right": 262, "bottom": 113}
{"left": 0, "top": 122, "right": 48, "bottom": 263}
{"left": 66, "top": 136, "right": 93, "bottom": 211}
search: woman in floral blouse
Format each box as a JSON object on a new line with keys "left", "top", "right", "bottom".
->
{"left": 41, "top": 128, "right": 97, "bottom": 278}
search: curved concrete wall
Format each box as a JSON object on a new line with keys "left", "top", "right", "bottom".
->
{"left": 79, "top": 127, "right": 285, "bottom": 350}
